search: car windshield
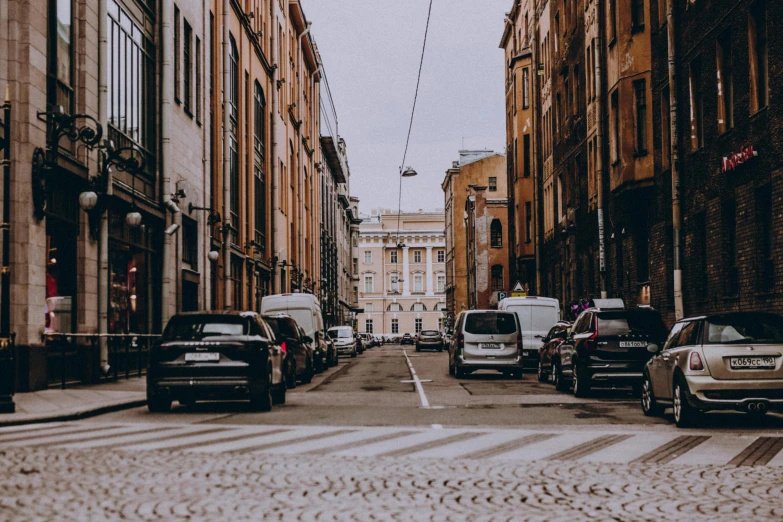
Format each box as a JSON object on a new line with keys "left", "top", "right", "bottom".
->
{"left": 267, "top": 308, "right": 313, "bottom": 336}
{"left": 464, "top": 313, "right": 517, "bottom": 335}
{"left": 329, "top": 328, "right": 352, "bottom": 339}
{"left": 163, "top": 316, "right": 247, "bottom": 339}
{"left": 596, "top": 310, "right": 667, "bottom": 339}
{"left": 421, "top": 330, "right": 439, "bottom": 336}
{"left": 706, "top": 313, "right": 783, "bottom": 344}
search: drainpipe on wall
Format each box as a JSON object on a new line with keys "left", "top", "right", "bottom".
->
{"left": 160, "top": 0, "right": 174, "bottom": 327}
{"left": 532, "top": 14, "right": 541, "bottom": 296}
{"left": 594, "top": 0, "right": 608, "bottom": 300}
{"left": 222, "top": 0, "right": 232, "bottom": 309}
{"left": 270, "top": 0, "right": 278, "bottom": 293}
{"left": 667, "top": 0, "right": 684, "bottom": 320}
{"left": 98, "top": 0, "right": 110, "bottom": 371}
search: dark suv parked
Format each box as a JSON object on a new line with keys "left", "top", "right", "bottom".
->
{"left": 263, "top": 314, "right": 315, "bottom": 388}
{"left": 555, "top": 306, "right": 668, "bottom": 397}
{"left": 147, "top": 312, "right": 286, "bottom": 412}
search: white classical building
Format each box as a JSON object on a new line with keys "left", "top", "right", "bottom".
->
{"left": 356, "top": 209, "right": 447, "bottom": 336}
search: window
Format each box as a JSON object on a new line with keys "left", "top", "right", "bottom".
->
{"left": 414, "top": 274, "right": 423, "bottom": 293}
{"left": 183, "top": 20, "right": 192, "bottom": 113}
{"left": 693, "top": 212, "right": 708, "bottom": 297}
{"left": 748, "top": 0, "right": 768, "bottom": 113}
{"left": 49, "top": 0, "right": 74, "bottom": 114}
{"left": 437, "top": 275, "right": 446, "bottom": 293}
{"left": 254, "top": 81, "right": 266, "bottom": 158}
{"left": 491, "top": 220, "right": 503, "bottom": 248}
{"left": 633, "top": 80, "right": 647, "bottom": 154}
{"left": 390, "top": 274, "right": 399, "bottom": 292}
{"left": 586, "top": 45, "right": 592, "bottom": 100}
{"left": 182, "top": 217, "right": 198, "bottom": 269}
{"left": 364, "top": 251, "right": 372, "bottom": 264}
{"left": 756, "top": 187, "right": 774, "bottom": 290}
{"left": 661, "top": 86, "right": 671, "bottom": 170}
{"left": 689, "top": 58, "right": 703, "bottom": 150}
{"left": 391, "top": 319, "right": 399, "bottom": 334}
{"left": 389, "top": 303, "right": 402, "bottom": 312}
{"left": 195, "top": 37, "right": 201, "bottom": 122}
{"left": 231, "top": 256, "right": 243, "bottom": 310}
{"left": 522, "top": 68, "right": 530, "bottom": 108}
{"left": 573, "top": 64, "right": 580, "bottom": 114}
{"left": 174, "top": 5, "right": 180, "bottom": 102}
{"left": 365, "top": 319, "right": 373, "bottom": 334}
{"left": 229, "top": 36, "right": 239, "bottom": 227}
{"left": 722, "top": 200, "right": 738, "bottom": 295}
{"left": 631, "top": 0, "right": 644, "bottom": 29}
{"left": 611, "top": 90, "right": 620, "bottom": 163}
{"left": 717, "top": 30, "right": 733, "bottom": 133}
{"left": 491, "top": 265, "right": 504, "bottom": 292}
{"left": 108, "top": 0, "right": 156, "bottom": 163}
{"left": 390, "top": 250, "right": 398, "bottom": 264}
{"left": 415, "top": 319, "right": 423, "bottom": 334}
{"left": 489, "top": 177, "right": 497, "bottom": 192}
{"left": 523, "top": 134, "right": 531, "bottom": 177}
{"left": 352, "top": 259, "right": 358, "bottom": 274}
{"left": 437, "top": 250, "right": 445, "bottom": 263}
{"left": 412, "top": 303, "right": 425, "bottom": 312}
{"left": 364, "top": 275, "right": 374, "bottom": 293}
{"left": 365, "top": 303, "right": 374, "bottom": 312}
{"left": 525, "top": 202, "right": 532, "bottom": 243}
{"left": 608, "top": 0, "right": 617, "bottom": 43}
{"left": 414, "top": 250, "right": 422, "bottom": 263}
{"left": 554, "top": 13, "right": 560, "bottom": 54}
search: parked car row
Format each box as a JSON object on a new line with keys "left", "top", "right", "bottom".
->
{"left": 535, "top": 301, "right": 783, "bottom": 428}
{"left": 147, "top": 293, "right": 371, "bottom": 413}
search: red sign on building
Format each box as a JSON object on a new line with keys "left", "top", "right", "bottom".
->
{"left": 722, "top": 146, "right": 758, "bottom": 173}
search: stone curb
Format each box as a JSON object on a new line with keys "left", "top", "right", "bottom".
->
{"left": 0, "top": 398, "right": 147, "bottom": 428}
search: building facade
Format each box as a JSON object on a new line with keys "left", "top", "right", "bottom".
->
{"left": 0, "top": 0, "right": 356, "bottom": 391}
{"left": 442, "top": 151, "right": 508, "bottom": 314}
{"left": 501, "top": 0, "right": 781, "bottom": 325}
{"left": 356, "top": 210, "right": 447, "bottom": 336}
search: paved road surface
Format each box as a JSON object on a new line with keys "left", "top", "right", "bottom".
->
{"left": 2, "top": 344, "right": 783, "bottom": 521}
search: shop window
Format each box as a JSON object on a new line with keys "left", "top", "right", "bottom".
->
{"left": 45, "top": 217, "right": 77, "bottom": 334}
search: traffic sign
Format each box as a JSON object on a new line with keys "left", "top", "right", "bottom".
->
{"left": 511, "top": 281, "right": 527, "bottom": 297}
{"left": 497, "top": 292, "right": 507, "bottom": 301}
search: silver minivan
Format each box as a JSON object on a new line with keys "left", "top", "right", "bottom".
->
{"left": 448, "top": 310, "right": 523, "bottom": 378}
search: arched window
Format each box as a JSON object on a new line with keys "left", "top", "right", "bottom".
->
{"left": 491, "top": 220, "right": 503, "bottom": 248}
{"left": 411, "top": 303, "right": 427, "bottom": 312}
{"left": 492, "top": 265, "right": 504, "bottom": 291}
{"left": 387, "top": 303, "right": 402, "bottom": 312}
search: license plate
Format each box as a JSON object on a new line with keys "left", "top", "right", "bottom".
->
{"left": 185, "top": 352, "right": 220, "bottom": 362}
{"left": 730, "top": 357, "right": 775, "bottom": 369}
{"left": 480, "top": 343, "right": 500, "bottom": 350}
{"left": 620, "top": 341, "right": 647, "bottom": 348}
{"left": 523, "top": 351, "right": 531, "bottom": 357}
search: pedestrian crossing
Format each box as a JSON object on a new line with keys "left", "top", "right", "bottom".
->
{"left": 2, "top": 421, "right": 783, "bottom": 467}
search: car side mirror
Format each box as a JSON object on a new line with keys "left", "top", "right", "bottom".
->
{"left": 647, "top": 343, "right": 660, "bottom": 354}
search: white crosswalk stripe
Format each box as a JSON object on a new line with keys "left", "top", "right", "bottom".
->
{"left": 2, "top": 422, "right": 783, "bottom": 467}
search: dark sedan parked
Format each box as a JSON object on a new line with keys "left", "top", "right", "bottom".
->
{"left": 263, "top": 314, "right": 315, "bottom": 388}
{"left": 147, "top": 312, "right": 286, "bottom": 412}
{"left": 401, "top": 333, "right": 414, "bottom": 345}
{"left": 537, "top": 322, "right": 572, "bottom": 383}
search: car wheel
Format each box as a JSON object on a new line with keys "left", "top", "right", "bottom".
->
{"left": 553, "top": 361, "right": 567, "bottom": 391}
{"left": 673, "top": 379, "right": 699, "bottom": 428}
{"left": 286, "top": 361, "right": 297, "bottom": 389}
{"left": 302, "top": 358, "right": 314, "bottom": 384}
{"left": 640, "top": 371, "right": 665, "bottom": 417}
{"left": 272, "top": 372, "right": 287, "bottom": 405}
{"left": 455, "top": 365, "right": 466, "bottom": 379}
{"left": 573, "top": 364, "right": 591, "bottom": 398}
{"left": 537, "top": 361, "right": 548, "bottom": 383}
{"left": 250, "top": 369, "right": 273, "bottom": 412}
{"left": 147, "top": 394, "right": 171, "bottom": 413}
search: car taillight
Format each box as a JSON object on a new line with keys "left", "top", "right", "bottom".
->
{"left": 689, "top": 352, "right": 704, "bottom": 371}
{"left": 585, "top": 321, "right": 599, "bottom": 352}
{"left": 280, "top": 341, "right": 287, "bottom": 355}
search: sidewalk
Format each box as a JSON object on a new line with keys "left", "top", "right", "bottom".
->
{"left": 0, "top": 377, "right": 147, "bottom": 427}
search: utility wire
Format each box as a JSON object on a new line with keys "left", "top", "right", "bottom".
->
{"left": 393, "top": 0, "right": 435, "bottom": 284}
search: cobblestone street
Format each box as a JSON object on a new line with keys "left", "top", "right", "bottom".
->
{"left": 2, "top": 446, "right": 783, "bottom": 521}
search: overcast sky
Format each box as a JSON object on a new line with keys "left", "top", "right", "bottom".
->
{"left": 302, "top": 0, "right": 510, "bottom": 215}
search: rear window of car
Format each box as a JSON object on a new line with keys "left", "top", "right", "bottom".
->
{"left": 328, "top": 327, "right": 352, "bottom": 339}
{"left": 163, "top": 315, "right": 248, "bottom": 339}
{"left": 705, "top": 313, "right": 783, "bottom": 345}
{"left": 264, "top": 317, "right": 298, "bottom": 339}
{"left": 596, "top": 310, "right": 667, "bottom": 339}
{"left": 464, "top": 313, "right": 518, "bottom": 335}
{"left": 421, "top": 330, "right": 439, "bottom": 336}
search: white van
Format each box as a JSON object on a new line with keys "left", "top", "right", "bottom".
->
{"left": 498, "top": 296, "right": 560, "bottom": 371}
{"left": 261, "top": 294, "right": 330, "bottom": 368}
